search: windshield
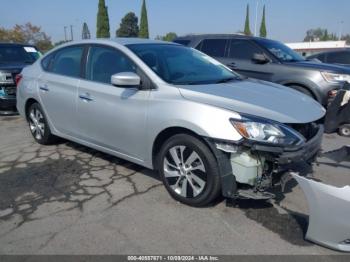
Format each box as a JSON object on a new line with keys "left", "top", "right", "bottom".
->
{"left": 256, "top": 39, "right": 305, "bottom": 62}
{"left": 0, "top": 46, "right": 40, "bottom": 64}
{"left": 127, "top": 44, "right": 240, "bottom": 85}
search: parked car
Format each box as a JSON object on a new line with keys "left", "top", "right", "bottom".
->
{"left": 174, "top": 34, "right": 350, "bottom": 106}
{"left": 17, "top": 39, "right": 325, "bottom": 207}
{"left": 0, "top": 43, "right": 40, "bottom": 114}
{"left": 307, "top": 49, "right": 350, "bottom": 68}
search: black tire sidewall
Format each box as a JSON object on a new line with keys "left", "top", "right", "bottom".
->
{"left": 157, "top": 134, "right": 221, "bottom": 207}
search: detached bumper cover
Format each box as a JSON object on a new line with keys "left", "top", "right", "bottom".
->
{"left": 292, "top": 173, "right": 350, "bottom": 252}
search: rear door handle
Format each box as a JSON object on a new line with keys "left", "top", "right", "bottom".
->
{"left": 39, "top": 85, "right": 49, "bottom": 92}
{"left": 79, "top": 93, "right": 94, "bottom": 102}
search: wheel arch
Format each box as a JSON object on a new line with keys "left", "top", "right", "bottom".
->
{"left": 152, "top": 126, "right": 212, "bottom": 170}
{"left": 152, "top": 126, "right": 237, "bottom": 199}
{"left": 278, "top": 80, "right": 321, "bottom": 102}
{"left": 24, "top": 98, "right": 39, "bottom": 121}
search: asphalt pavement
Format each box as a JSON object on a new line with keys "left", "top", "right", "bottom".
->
{"left": 0, "top": 116, "right": 349, "bottom": 255}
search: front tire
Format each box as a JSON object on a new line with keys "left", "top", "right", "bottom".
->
{"left": 27, "top": 103, "right": 57, "bottom": 145}
{"left": 157, "top": 134, "right": 221, "bottom": 207}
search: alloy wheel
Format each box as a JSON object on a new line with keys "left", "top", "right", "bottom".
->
{"left": 29, "top": 108, "right": 45, "bottom": 140}
{"left": 163, "top": 145, "right": 207, "bottom": 198}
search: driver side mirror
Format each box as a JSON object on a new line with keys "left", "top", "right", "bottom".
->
{"left": 252, "top": 53, "right": 270, "bottom": 64}
{"left": 111, "top": 72, "right": 141, "bottom": 88}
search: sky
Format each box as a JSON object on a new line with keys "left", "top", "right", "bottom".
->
{"left": 0, "top": 0, "right": 349, "bottom": 44}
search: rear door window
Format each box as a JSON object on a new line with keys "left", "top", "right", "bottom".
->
{"left": 327, "top": 51, "right": 350, "bottom": 65}
{"left": 51, "top": 46, "right": 84, "bottom": 78}
{"left": 197, "top": 39, "right": 228, "bottom": 58}
{"left": 228, "top": 39, "right": 262, "bottom": 60}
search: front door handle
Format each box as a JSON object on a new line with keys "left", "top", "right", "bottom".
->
{"left": 79, "top": 93, "right": 93, "bottom": 102}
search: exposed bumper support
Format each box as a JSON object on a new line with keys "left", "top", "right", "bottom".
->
{"left": 205, "top": 124, "right": 324, "bottom": 200}
{"left": 292, "top": 173, "right": 350, "bottom": 252}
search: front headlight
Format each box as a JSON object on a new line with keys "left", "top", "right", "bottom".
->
{"left": 321, "top": 72, "right": 350, "bottom": 83}
{"left": 231, "top": 116, "right": 305, "bottom": 146}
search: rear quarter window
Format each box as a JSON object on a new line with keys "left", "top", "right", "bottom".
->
{"left": 47, "top": 46, "right": 84, "bottom": 78}
{"left": 41, "top": 53, "right": 54, "bottom": 71}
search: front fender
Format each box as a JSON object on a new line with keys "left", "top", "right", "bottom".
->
{"left": 144, "top": 98, "right": 243, "bottom": 168}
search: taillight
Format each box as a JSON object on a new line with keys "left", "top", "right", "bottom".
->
{"left": 15, "top": 74, "right": 23, "bottom": 87}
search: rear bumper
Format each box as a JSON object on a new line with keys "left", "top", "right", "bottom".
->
{"left": 0, "top": 96, "right": 17, "bottom": 112}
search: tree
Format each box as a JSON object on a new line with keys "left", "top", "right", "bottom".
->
{"left": 244, "top": 4, "right": 252, "bottom": 36}
{"left": 82, "top": 22, "right": 91, "bottom": 39}
{"left": 304, "top": 28, "right": 338, "bottom": 42}
{"left": 162, "top": 32, "right": 177, "bottom": 42}
{"left": 154, "top": 32, "right": 177, "bottom": 42}
{"left": 139, "top": 0, "right": 149, "bottom": 38}
{"left": 0, "top": 23, "right": 53, "bottom": 52}
{"left": 259, "top": 5, "right": 267, "bottom": 38}
{"left": 116, "top": 12, "right": 139, "bottom": 37}
{"left": 96, "top": 0, "right": 110, "bottom": 38}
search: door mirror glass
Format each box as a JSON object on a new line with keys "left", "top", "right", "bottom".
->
{"left": 252, "top": 53, "right": 269, "bottom": 64}
{"left": 111, "top": 72, "right": 141, "bottom": 87}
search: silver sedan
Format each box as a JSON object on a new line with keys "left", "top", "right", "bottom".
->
{"left": 17, "top": 38, "right": 325, "bottom": 206}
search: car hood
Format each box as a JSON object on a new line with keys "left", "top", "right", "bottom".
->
{"left": 177, "top": 79, "right": 326, "bottom": 124}
{"left": 284, "top": 60, "right": 350, "bottom": 74}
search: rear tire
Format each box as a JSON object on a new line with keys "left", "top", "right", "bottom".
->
{"left": 339, "top": 124, "right": 350, "bottom": 137}
{"left": 157, "top": 134, "right": 221, "bottom": 207}
{"left": 27, "top": 103, "right": 57, "bottom": 145}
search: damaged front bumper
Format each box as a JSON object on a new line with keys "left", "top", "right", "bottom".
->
{"left": 292, "top": 173, "right": 350, "bottom": 252}
{"left": 251, "top": 124, "right": 324, "bottom": 166}
{"left": 208, "top": 124, "right": 324, "bottom": 199}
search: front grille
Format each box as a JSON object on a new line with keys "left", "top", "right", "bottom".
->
{"left": 287, "top": 122, "right": 319, "bottom": 141}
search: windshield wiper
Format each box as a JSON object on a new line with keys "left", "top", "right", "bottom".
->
{"left": 216, "top": 77, "right": 239, "bottom": 84}
{"left": 173, "top": 81, "right": 200, "bottom": 85}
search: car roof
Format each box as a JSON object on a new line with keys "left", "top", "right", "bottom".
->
{"left": 62, "top": 38, "right": 179, "bottom": 47}
{"left": 174, "top": 34, "right": 266, "bottom": 41}
{"left": 0, "top": 42, "right": 37, "bottom": 48}
{"left": 308, "top": 48, "right": 350, "bottom": 57}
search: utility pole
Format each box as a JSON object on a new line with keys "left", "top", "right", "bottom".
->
{"left": 64, "top": 26, "right": 67, "bottom": 41}
{"left": 339, "top": 21, "right": 344, "bottom": 40}
{"left": 254, "top": 0, "right": 260, "bottom": 37}
{"left": 70, "top": 25, "right": 74, "bottom": 41}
